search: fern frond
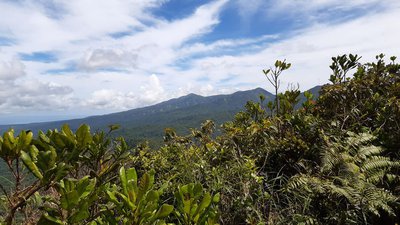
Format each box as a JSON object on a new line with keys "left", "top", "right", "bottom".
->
{"left": 361, "top": 156, "right": 397, "bottom": 172}
{"left": 356, "top": 145, "right": 383, "bottom": 159}
{"left": 362, "top": 187, "right": 398, "bottom": 217}
{"left": 286, "top": 175, "right": 312, "bottom": 192}
{"left": 346, "top": 132, "right": 375, "bottom": 147}
{"left": 320, "top": 147, "right": 344, "bottom": 173}
{"left": 323, "top": 183, "right": 359, "bottom": 204}
{"left": 365, "top": 170, "right": 386, "bottom": 184}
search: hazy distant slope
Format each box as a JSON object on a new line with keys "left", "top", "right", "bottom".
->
{"left": 0, "top": 86, "right": 321, "bottom": 145}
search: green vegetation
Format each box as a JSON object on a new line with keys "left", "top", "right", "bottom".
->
{"left": 0, "top": 54, "right": 399, "bottom": 224}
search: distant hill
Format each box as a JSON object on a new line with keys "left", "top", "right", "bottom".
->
{"left": 0, "top": 86, "right": 321, "bottom": 146}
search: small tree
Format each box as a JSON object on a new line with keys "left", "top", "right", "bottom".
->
{"left": 263, "top": 60, "right": 291, "bottom": 115}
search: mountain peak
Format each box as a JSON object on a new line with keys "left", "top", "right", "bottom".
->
{"left": 253, "top": 87, "right": 266, "bottom": 92}
{"left": 183, "top": 93, "right": 202, "bottom": 98}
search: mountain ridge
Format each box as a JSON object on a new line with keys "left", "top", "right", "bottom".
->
{"left": 0, "top": 86, "right": 321, "bottom": 145}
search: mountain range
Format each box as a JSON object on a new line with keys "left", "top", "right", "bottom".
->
{"left": 0, "top": 86, "right": 321, "bottom": 146}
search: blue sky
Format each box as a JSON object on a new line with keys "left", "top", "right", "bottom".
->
{"left": 0, "top": 0, "right": 399, "bottom": 124}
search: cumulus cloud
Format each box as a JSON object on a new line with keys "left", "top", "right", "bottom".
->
{"left": 139, "top": 74, "right": 165, "bottom": 103}
{"left": 84, "top": 74, "right": 166, "bottom": 110}
{"left": 84, "top": 89, "right": 135, "bottom": 109}
{"left": 0, "top": 59, "right": 25, "bottom": 81}
{"left": 0, "top": 58, "right": 75, "bottom": 114}
{"left": 0, "top": 79, "right": 75, "bottom": 113}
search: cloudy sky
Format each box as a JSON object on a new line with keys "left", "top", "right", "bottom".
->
{"left": 0, "top": 0, "right": 399, "bottom": 124}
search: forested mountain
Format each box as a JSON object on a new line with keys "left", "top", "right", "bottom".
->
{"left": 0, "top": 86, "right": 320, "bottom": 145}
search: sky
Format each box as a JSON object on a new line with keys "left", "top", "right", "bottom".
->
{"left": 0, "top": 0, "right": 400, "bottom": 124}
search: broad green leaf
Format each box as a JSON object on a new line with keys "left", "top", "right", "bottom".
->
{"left": 126, "top": 168, "right": 137, "bottom": 184}
{"left": 18, "top": 130, "right": 33, "bottom": 150}
{"left": 119, "top": 167, "right": 128, "bottom": 197}
{"left": 76, "top": 124, "right": 92, "bottom": 147}
{"left": 183, "top": 197, "right": 191, "bottom": 215}
{"left": 193, "top": 183, "right": 203, "bottom": 198}
{"left": 39, "top": 131, "right": 51, "bottom": 144}
{"left": 29, "top": 145, "right": 39, "bottom": 161}
{"left": 127, "top": 180, "right": 138, "bottom": 203}
{"left": 37, "top": 149, "right": 56, "bottom": 172}
{"left": 20, "top": 151, "right": 43, "bottom": 179}
{"left": 195, "top": 192, "right": 211, "bottom": 216}
{"left": 180, "top": 184, "right": 190, "bottom": 196}
{"left": 155, "top": 204, "right": 174, "bottom": 219}
{"left": 53, "top": 133, "right": 68, "bottom": 149}
{"left": 106, "top": 191, "right": 119, "bottom": 204}
{"left": 36, "top": 151, "right": 54, "bottom": 172}
{"left": 61, "top": 124, "right": 75, "bottom": 140}
{"left": 2, "top": 130, "right": 15, "bottom": 155}
{"left": 76, "top": 176, "right": 96, "bottom": 198}
{"left": 146, "top": 190, "right": 159, "bottom": 202}
{"left": 69, "top": 201, "right": 90, "bottom": 223}
{"left": 117, "top": 192, "right": 136, "bottom": 211}
{"left": 60, "top": 190, "right": 79, "bottom": 210}
{"left": 138, "top": 172, "right": 151, "bottom": 202}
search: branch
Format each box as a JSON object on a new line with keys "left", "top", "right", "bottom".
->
{"left": 0, "top": 183, "right": 12, "bottom": 206}
{"left": 6, "top": 161, "right": 18, "bottom": 181}
{"left": 266, "top": 75, "right": 274, "bottom": 87}
{"left": 15, "top": 158, "right": 21, "bottom": 192}
{"left": 5, "top": 180, "right": 50, "bottom": 225}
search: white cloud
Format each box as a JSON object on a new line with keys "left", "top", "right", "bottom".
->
{"left": 233, "top": 0, "right": 400, "bottom": 25}
{"left": 270, "top": 0, "right": 397, "bottom": 12}
{"left": 184, "top": 5, "right": 400, "bottom": 92}
{"left": 0, "top": 0, "right": 165, "bottom": 52}
{"left": 139, "top": 74, "right": 165, "bottom": 103}
{"left": 84, "top": 74, "right": 166, "bottom": 110}
{"left": 79, "top": 48, "right": 138, "bottom": 71}
{"left": 0, "top": 59, "right": 25, "bottom": 81}
{"left": 175, "top": 83, "right": 234, "bottom": 98}
{"left": 178, "top": 34, "right": 278, "bottom": 57}
{"left": 0, "top": 79, "right": 75, "bottom": 114}
{"left": 126, "top": 0, "right": 228, "bottom": 48}
{"left": 117, "top": 0, "right": 229, "bottom": 71}
{"left": 85, "top": 89, "right": 133, "bottom": 109}
{"left": 0, "top": 58, "right": 75, "bottom": 114}
{"left": 199, "top": 84, "right": 215, "bottom": 96}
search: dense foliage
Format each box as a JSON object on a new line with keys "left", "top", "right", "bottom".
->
{"left": 0, "top": 54, "right": 399, "bottom": 224}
